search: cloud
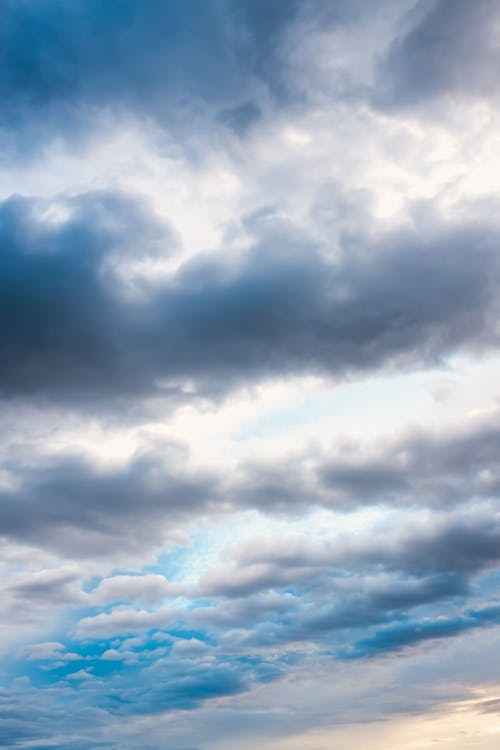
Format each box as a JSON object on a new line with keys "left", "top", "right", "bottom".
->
{"left": 0, "top": 447, "right": 217, "bottom": 557}
{"left": 0, "top": 190, "right": 175, "bottom": 403}
{"left": 319, "top": 420, "right": 500, "bottom": 508}
{"left": 6, "top": 566, "right": 83, "bottom": 603}
{"left": 0, "top": 0, "right": 306, "bottom": 157}
{"left": 344, "top": 604, "right": 500, "bottom": 658}
{"left": 0, "top": 565, "right": 85, "bottom": 644}
{"left": 22, "top": 642, "right": 66, "bottom": 660}
{"left": 75, "top": 606, "right": 178, "bottom": 639}
{"left": 157, "top": 509, "right": 499, "bottom": 657}
{"left": 2, "top": 414, "right": 500, "bottom": 561}
{"left": 1, "top": 3, "right": 500, "bottom": 748}
{"left": 91, "top": 574, "right": 185, "bottom": 606}
{"left": 232, "top": 512, "right": 500, "bottom": 581}
{"left": 66, "top": 668, "right": 94, "bottom": 680}
{"left": 134, "top": 662, "right": 249, "bottom": 712}
{"left": 234, "top": 415, "right": 500, "bottom": 512}
{"left": 185, "top": 511, "right": 500, "bottom": 650}
{"left": 377, "top": 0, "right": 500, "bottom": 107}
{"left": 2, "top": 190, "right": 500, "bottom": 406}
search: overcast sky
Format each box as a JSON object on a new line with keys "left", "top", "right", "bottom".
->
{"left": 1, "top": 1, "right": 500, "bottom": 748}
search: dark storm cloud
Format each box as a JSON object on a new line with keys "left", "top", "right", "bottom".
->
{"left": 378, "top": 0, "right": 500, "bottom": 107}
{"left": 2, "top": 191, "right": 500, "bottom": 405}
{"left": 0, "top": 190, "right": 177, "bottom": 402}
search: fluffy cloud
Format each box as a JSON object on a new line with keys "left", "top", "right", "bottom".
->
{"left": 75, "top": 606, "right": 178, "bottom": 639}
{"left": 2, "top": 190, "right": 500, "bottom": 405}
{"left": 0, "top": 447, "right": 216, "bottom": 556}
{"left": 91, "top": 574, "right": 185, "bottom": 605}
{"left": 2, "top": 414, "right": 500, "bottom": 562}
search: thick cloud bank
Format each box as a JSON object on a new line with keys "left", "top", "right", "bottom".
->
{"left": 2, "top": 191, "right": 500, "bottom": 402}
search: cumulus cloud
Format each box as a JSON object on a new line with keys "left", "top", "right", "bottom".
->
{"left": 181, "top": 510, "right": 500, "bottom": 654}
{"left": 2, "top": 414, "right": 500, "bottom": 561}
{"left": 2, "top": 190, "right": 500, "bottom": 405}
{"left": 231, "top": 414, "right": 500, "bottom": 512}
{"left": 91, "top": 574, "right": 185, "bottom": 605}
{"left": 229, "top": 511, "right": 500, "bottom": 581}
{"left": 76, "top": 606, "right": 178, "bottom": 639}
{"left": 319, "top": 420, "right": 500, "bottom": 508}
{"left": 0, "top": 447, "right": 217, "bottom": 556}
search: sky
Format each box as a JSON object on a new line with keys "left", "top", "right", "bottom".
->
{"left": 1, "top": 0, "right": 500, "bottom": 748}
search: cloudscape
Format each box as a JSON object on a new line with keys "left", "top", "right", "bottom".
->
{"left": 1, "top": 1, "right": 500, "bottom": 748}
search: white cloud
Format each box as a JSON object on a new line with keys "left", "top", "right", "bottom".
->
{"left": 75, "top": 606, "right": 177, "bottom": 639}
{"left": 91, "top": 574, "right": 185, "bottom": 605}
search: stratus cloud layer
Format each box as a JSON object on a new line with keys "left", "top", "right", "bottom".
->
{"left": 1, "top": 1, "right": 500, "bottom": 749}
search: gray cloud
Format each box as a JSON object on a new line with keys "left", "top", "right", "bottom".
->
{"left": 2, "top": 415, "right": 500, "bottom": 559}
{"left": 343, "top": 603, "right": 500, "bottom": 658}
{"left": 319, "top": 420, "right": 500, "bottom": 509}
{"left": 183, "top": 512, "right": 500, "bottom": 651}
{"left": 2, "top": 191, "right": 500, "bottom": 407}
{"left": 1, "top": 4, "right": 500, "bottom": 746}
{"left": 233, "top": 512, "right": 500, "bottom": 580}
{"left": 0, "top": 448, "right": 217, "bottom": 557}
{"left": 378, "top": 0, "right": 500, "bottom": 107}
{"left": 6, "top": 567, "right": 83, "bottom": 604}
{"left": 231, "top": 416, "right": 500, "bottom": 513}
{"left": 0, "top": 565, "right": 86, "bottom": 649}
